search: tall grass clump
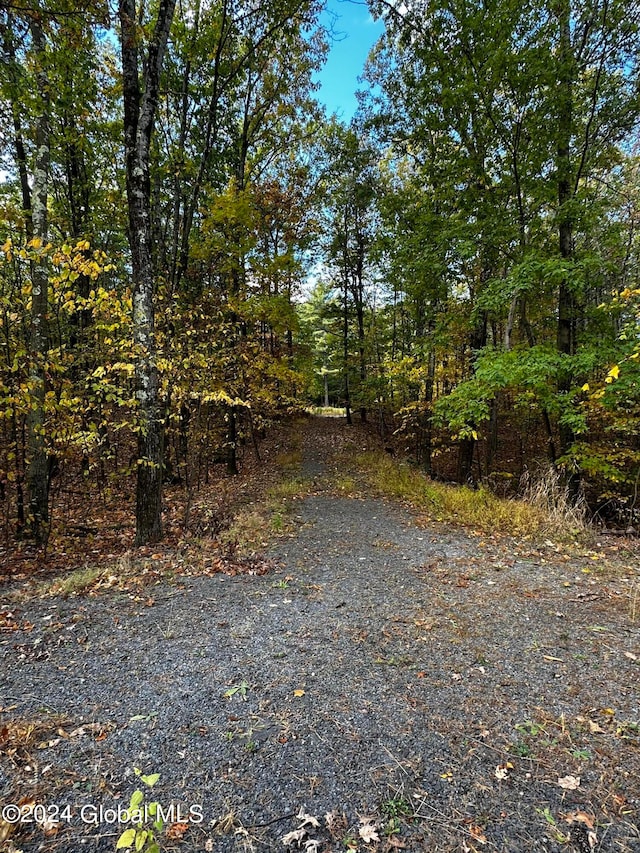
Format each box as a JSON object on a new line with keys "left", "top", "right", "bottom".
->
{"left": 519, "top": 465, "right": 588, "bottom": 533}
{"left": 355, "top": 452, "right": 584, "bottom": 538}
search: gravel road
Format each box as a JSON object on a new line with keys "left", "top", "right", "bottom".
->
{"left": 0, "top": 417, "right": 638, "bottom": 853}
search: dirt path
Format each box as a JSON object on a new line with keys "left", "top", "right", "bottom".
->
{"left": 0, "top": 417, "right": 638, "bottom": 852}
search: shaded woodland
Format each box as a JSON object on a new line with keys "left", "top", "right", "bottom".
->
{"left": 1, "top": 0, "right": 640, "bottom": 552}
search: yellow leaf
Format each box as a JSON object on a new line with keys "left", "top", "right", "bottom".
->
{"left": 606, "top": 364, "right": 620, "bottom": 383}
{"left": 116, "top": 828, "right": 136, "bottom": 849}
{"left": 581, "top": 383, "right": 590, "bottom": 392}
{"left": 293, "top": 689, "right": 305, "bottom": 697}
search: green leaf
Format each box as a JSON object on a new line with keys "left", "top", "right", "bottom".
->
{"left": 135, "top": 829, "right": 148, "bottom": 852}
{"left": 140, "top": 773, "right": 160, "bottom": 787}
{"left": 116, "top": 828, "right": 136, "bottom": 849}
{"left": 130, "top": 790, "right": 144, "bottom": 810}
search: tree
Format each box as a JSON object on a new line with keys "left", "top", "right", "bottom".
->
{"left": 25, "top": 15, "right": 51, "bottom": 543}
{"left": 363, "top": 0, "right": 640, "bottom": 487}
{"left": 323, "top": 123, "right": 379, "bottom": 423}
{"left": 297, "top": 281, "right": 342, "bottom": 406}
{"left": 0, "top": 8, "right": 53, "bottom": 542}
{"left": 119, "top": 0, "right": 177, "bottom": 544}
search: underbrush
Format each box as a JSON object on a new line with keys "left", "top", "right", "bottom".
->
{"left": 218, "top": 475, "right": 307, "bottom": 551}
{"left": 354, "top": 452, "right": 588, "bottom": 539}
{"left": 28, "top": 451, "right": 309, "bottom": 598}
{"left": 519, "top": 465, "right": 589, "bottom": 531}
{"left": 1, "top": 421, "right": 306, "bottom": 594}
{"left": 217, "top": 444, "right": 307, "bottom": 552}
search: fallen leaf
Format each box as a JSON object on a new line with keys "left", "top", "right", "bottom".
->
{"left": 37, "top": 738, "right": 60, "bottom": 749}
{"left": 296, "top": 810, "right": 320, "bottom": 829}
{"left": 359, "top": 819, "right": 380, "bottom": 844}
{"left": 587, "top": 720, "right": 605, "bottom": 733}
{"left": 558, "top": 775, "right": 580, "bottom": 790}
{"left": 562, "top": 811, "right": 594, "bottom": 829}
{"left": 0, "top": 820, "right": 15, "bottom": 843}
{"left": 324, "top": 810, "right": 347, "bottom": 838}
{"left": 38, "top": 814, "right": 58, "bottom": 837}
{"left": 293, "top": 689, "right": 305, "bottom": 697}
{"left": 469, "top": 824, "right": 487, "bottom": 844}
{"left": 562, "top": 814, "right": 598, "bottom": 852}
{"left": 611, "top": 793, "right": 631, "bottom": 815}
{"left": 166, "top": 822, "right": 189, "bottom": 839}
{"left": 282, "top": 827, "right": 307, "bottom": 846}
{"left": 494, "top": 762, "right": 513, "bottom": 780}
{"left": 624, "top": 651, "right": 637, "bottom": 661}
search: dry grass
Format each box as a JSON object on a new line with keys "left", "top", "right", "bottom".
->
{"left": 219, "top": 474, "right": 309, "bottom": 552}
{"left": 354, "top": 452, "right": 586, "bottom": 538}
{"left": 32, "top": 551, "right": 139, "bottom": 598}
{"left": 40, "top": 565, "right": 108, "bottom": 597}
{"left": 274, "top": 448, "right": 303, "bottom": 469}
{"left": 216, "top": 433, "right": 312, "bottom": 552}
{"left": 519, "top": 465, "right": 588, "bottom": 532}
{"left": 305, "top": 406, "right": 347, "bottom": 418}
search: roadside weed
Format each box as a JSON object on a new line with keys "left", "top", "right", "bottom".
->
{"left": 115, "top": 769, "right": 162, "bottom": 853}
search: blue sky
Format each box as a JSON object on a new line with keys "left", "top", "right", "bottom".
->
{"left": 313, "top": 0, "right": 385, "bottom": 121}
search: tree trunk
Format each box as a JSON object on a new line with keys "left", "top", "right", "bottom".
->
{"left": 119, "top": 0, "right": 176, "bottom": 545}
{"left": 457, "top": 439, "right": 476, "bottom": 485}
{"left": 422, "top": 318, "right": 437, "bottom": 475}
{"left": 555, "top": 0, "right": 580, "bottom": 497}
{"left": 26, "top": 17, "right": 50, "bottom": 545}
{"left": 354, "top": 231, "right": 367, "bottom": 423}
{"left": 456, "top": 310, "right": 488, "bottom": 484}
{"left": 343, "top": 275, "right": 352, "bottom": 425}
{"left": 2, "top": 18, "right": 34, "bottom": 240}
{"left": 227, "top": 406, "right": 238, "bottom": 475}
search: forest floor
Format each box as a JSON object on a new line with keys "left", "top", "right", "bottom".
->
{"left": 0, "top": 416, "right": 639, "bottom": 853}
